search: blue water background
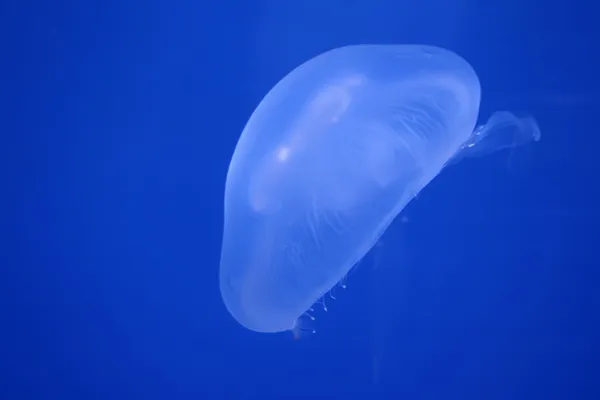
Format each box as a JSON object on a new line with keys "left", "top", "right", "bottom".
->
{"left": 3, "top": 0, "right": 599, "bottom": 399}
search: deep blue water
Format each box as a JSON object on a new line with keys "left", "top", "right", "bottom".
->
{"left": 3, "top": 0, "right": 599, "bottom": 399}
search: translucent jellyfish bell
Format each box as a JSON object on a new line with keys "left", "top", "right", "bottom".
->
{"left": 219, "top": 44, "right": 540, "bottom": 334}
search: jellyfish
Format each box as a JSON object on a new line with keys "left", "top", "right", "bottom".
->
{"left": 219, "top": 44, "right": 540, "bottom": 334}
